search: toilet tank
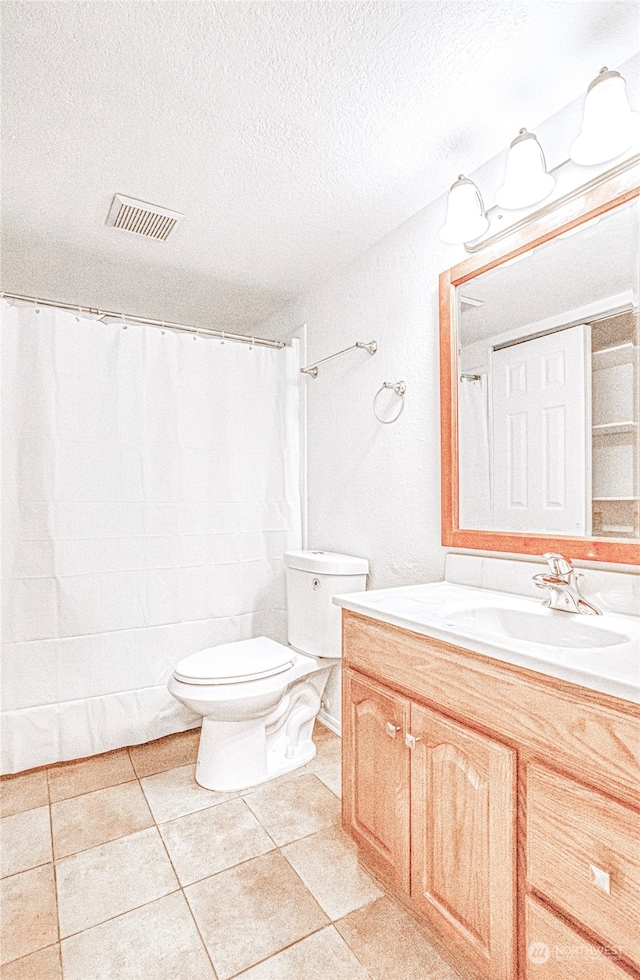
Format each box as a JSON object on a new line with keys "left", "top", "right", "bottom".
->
{"left": 284, "top": 550, "right": 368, "bottom": 659}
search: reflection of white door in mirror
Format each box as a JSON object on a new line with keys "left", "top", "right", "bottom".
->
{"left": 489, "top": 325, "right": 590, "bottom": 535}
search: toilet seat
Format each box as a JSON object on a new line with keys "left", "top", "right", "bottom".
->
{"left": 173, "top": 636, "right": 295, "bottom": 686}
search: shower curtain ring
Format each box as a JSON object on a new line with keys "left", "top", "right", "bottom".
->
{"left": 221, "top": 331, "right": 225, "bottom": 345}
{"left": 121, "top": 313, "right": 127, "bottom": 330}
{"left": 35, "top": 297, "right": 40, "bottom": 314}
{"left": 76, "top": 306, "right": 81, "bottom": 322}
{"left": 161, "top": 320, "right": 165, "bottom": 335}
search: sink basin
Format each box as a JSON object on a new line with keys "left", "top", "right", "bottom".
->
{"left": 333, "top": 580, "right": 639, "bottom": 702}
{"left": 441, "top": 604, "right": 630, "bottom": 649}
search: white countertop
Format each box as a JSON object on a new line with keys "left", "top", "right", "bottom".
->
{"left": 334, "top": 581, "right": 640, "bottom": 704}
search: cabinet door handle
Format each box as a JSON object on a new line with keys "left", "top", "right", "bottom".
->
{"left": 385, "top": 722, "right": 401, "bottom": 738}
{"left": 589, "top": 864, "right": 611, "bottom": 894}
{"left": 405, "top": 733, "right": 421, "bottom": 749}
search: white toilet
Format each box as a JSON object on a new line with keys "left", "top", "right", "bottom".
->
{"left": 168, "top": 550, "right": 368, "bottom": 792}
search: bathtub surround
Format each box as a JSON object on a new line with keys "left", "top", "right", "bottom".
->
{"left": 1, "top": 300, "right": 301, "bottom": 773}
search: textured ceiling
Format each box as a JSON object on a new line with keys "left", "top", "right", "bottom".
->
{"left": 1, "top": 1, "right": 639, "bottom": 331}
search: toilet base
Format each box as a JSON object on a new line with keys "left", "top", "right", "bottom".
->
{"left": 194, "top": 668, "right": 330, "bottom": 792}
{"left": 195, "top": 717, "right": 317, "bottom": 792}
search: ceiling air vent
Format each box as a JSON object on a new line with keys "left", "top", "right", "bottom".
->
{"left": 105, "top": 194, "right": 184, "bottom": 241}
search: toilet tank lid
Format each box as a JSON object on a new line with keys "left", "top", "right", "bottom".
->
{"left": 174, "top": 637, "right": 294, "bottom": 684}
{"left": 284, "top": 550, "right": 369, "bottom": 575}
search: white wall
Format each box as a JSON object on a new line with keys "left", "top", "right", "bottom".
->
{"left": 261, "top": 196, "right": 454, "bottom": 590}
{"left": 260, "top": 54, "right": 639, "bottom": 584}
{"left": 258, "top": 55, "right": 640, "bottom": 727}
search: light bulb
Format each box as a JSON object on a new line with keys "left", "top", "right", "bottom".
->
{"left": 439, "top": 176, "right": 489, "bottom": 244}
{"left": 571, "top": 68, "right": 640, "bottom": 166}
{"left": 495, "top": 129, "right": 555, "bottom": 210}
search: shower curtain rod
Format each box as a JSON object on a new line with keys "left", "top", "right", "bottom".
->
{"left": 0, "top": 292, "right": 286, "bottom": 350}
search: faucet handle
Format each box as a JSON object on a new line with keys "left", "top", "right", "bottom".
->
{"left": 542, "top": 552, "right": 573, "bottom": 577}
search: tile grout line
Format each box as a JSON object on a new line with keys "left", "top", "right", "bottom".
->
{"left": 0, "top": 943, "right": 64, "bottom": 975}
{"left": 223, "top": 900, "right": 382, "bottom": 980}
{"left": 148, "top": 748, "right": 342, "bottom": 977}
{"left": 178, "top": 885, "right": 222, "bottom": 980}
{"left": 332, "top": 904, "right": 384, "bottom": 980}
{"left": 51, "top": 824, "right": 398, "bottom": 980}
{"left": 56, "top": 887, "right": 184, "bottom": 943}
{"left": 46, "top": 767, "right": 63, "bottom": 968}
{"left": 1, "top": 725, "right": 336, "bottom": 806}
{"left": 224, "top": 922, "right": 336, "bottom": 980}
{"left": 4, "top": 729, "right": 350, "bottom": 977}
{"left": 0, "top": 854, "right": 54, "bottom": 883}
{"left": 48, "top": 741, "right": 199, "bottom": 967}
{"left": 143, "top": 764, "right": 222, "bottom": 980}
{"left": 52, "top": 818, "right": 156, "bottom": 866}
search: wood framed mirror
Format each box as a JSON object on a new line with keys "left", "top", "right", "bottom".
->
{"left": 440, "top": 165, "right": 640, "bottom": 564}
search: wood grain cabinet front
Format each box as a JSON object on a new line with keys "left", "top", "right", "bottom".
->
{"left": 342, "top": 669, "right": 411, "bottom": 892}
{"left": 526, "top": 763, "right": 640, "bottom": 973}
{"left": 342, "top": 611, "right": 640, "bottom": 980}
{"left": 524, "top": 895, "right": 633, "bottom": 980}
{"left": 409, "top": 702, "right": 516, "bottom": 980}
{"left": 343, "top": 666, "right": 516, "bottom": 980}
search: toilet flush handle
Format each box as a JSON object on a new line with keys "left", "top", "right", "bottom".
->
{"left": 312, "top": 578, "right": 320, "bottom": 590}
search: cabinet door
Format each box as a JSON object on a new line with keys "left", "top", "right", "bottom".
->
{"left": 343, "top": 669, "right": 410, "bottom": 891}
{"left": 409, "top": 703, "right": 516, "bottom": 980}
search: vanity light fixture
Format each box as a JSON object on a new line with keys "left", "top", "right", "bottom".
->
{"left": 438, "top": 175, "right": 489, "bottom": 244}
{"left": 570, "top": 67, "right": 640, "bottom": 166}
{"left": 439, "top": 63, "right": 638, "bottom": 251}
{"left": 495, "top": 129, "right": 555, "bottom": 209}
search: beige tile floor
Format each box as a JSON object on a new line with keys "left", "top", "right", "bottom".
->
{"left": 0, "top": 723, "right": 461, "bottom": 980}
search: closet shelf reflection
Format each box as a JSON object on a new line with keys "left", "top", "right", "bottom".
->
{"left": 592, "top": 342, "right": 638, "bottom": 369}
{"left": 592, "top": 421, "right": 637, "bottom": 435}
{"left": 593, "top": 496, "right": 639, "bottom": 501}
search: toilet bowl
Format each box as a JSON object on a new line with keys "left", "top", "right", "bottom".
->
{"left": 168, "top": 550, "right": 368, "bottom": 792}
{"left": 168, "top": 636, "right": 332, "bottom": 791}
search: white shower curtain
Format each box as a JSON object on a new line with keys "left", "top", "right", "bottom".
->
{"left": 1, "top": 300, "right": 301, "bottom": 773}
{"left": 458, "top": 375, "right": 492, "bottom": 530}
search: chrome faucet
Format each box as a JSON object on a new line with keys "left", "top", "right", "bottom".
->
{"left": 532, "top": 553, "right": 602, "bottom": 616}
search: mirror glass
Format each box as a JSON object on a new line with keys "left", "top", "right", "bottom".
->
{"left": 456, "top": 197, "right": 639, "bottom": 541}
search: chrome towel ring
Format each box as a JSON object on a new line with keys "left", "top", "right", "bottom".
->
{"left": 373, "top": 381, "right": 406, "bottom": 424}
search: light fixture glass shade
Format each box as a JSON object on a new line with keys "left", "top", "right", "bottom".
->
{"left": 495, "top": 129, "right": 555, "bottom": 209}
{"left": 439, "top": 175, "right": 489, "bottom": 244}
{"left": 570, "top": 68, "right": 640, "bottom": 166}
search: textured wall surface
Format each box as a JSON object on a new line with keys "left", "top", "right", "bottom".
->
{"left": 257, "top": 51, "right": 640, "bottom": 726}
{"left": 2, "top": 1, "right": 638, "bottom": 329}
{"left": 258, "top": 183, "right": 453, "bottom": 591}
{"left": 258, "top": 54, "right": 640, "bottom": 592}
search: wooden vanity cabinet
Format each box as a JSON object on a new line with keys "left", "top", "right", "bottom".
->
{"left": 343, "top": 671, "right": 410, "bottom": 892}
{"left": 342, "top": 610, "right": 640, "bottom": 980}
{"left": 343, "top": 668, "right": 516, "bottom": 980}
{"left": 409, "top": 702, "right": 516, "bottom": 980}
